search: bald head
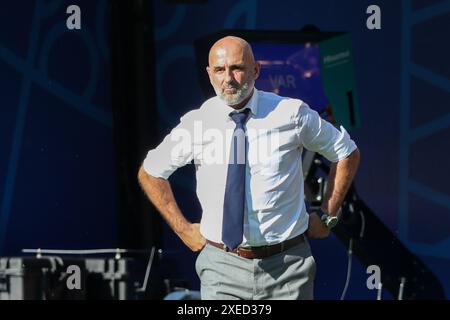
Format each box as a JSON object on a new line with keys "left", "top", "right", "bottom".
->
{"left": 206, "top": 36, "right": 260, "bottom": 109}
{"left": 208, "top": 36, "right": 256, "bottom": 66}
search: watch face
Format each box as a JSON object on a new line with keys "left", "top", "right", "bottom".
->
{"left": 327, "top": 216, "right": 339, "bottom": 228}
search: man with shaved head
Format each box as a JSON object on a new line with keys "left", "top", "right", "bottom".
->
{"left": 207, "top": 36, "right": 258, "bottom": 108}
{"left": 139, "top": 36, "right": 360, "bottom": 300}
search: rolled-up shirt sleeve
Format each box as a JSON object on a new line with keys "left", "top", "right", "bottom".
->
{"left": 296, "top": 102, "right": 357, "bottom": 162}
{"left": 143, "top": 112, "right": 195, "bottom": 179}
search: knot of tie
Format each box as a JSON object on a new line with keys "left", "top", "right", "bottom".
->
{"left": 229, "top": 108, "right": 251, "bottom": 127}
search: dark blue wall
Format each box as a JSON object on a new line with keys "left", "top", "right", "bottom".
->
{"left": 153, "top": 0, "right": 450, "bottom": 299}
{"left": 0, "top": 0, "right": 117, "bottom": 255}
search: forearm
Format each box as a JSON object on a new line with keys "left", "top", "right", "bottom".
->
{"left": 138, "top": 165, "right": 190, "bottom": 235}
{"left": 321, "top": 148, "right": 360, "bottom": 216}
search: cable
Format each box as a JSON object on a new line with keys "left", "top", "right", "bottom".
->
{"left": 377, "top": 282, "right": 383, "bottom": 300}
{"left": 22, "top": 248, "right": 131, "bottom": 255}
{"left": 398, "top": 277, "right": 406, "bottom": 300}
{"left": 340, "top": 238, "right": 353, "bottom": 300}
{"left": 137, "top": 246, "right": 156, "bottom": 293}
{"left": 358, "top": 208, "right": 366, "bottom": 238}
{"left": 338, "top": 199, "right": 367, "bottom": 300}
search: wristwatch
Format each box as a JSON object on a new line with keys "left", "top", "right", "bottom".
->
{"left": 318, "top": 208, "right": 339, "bottom": 229}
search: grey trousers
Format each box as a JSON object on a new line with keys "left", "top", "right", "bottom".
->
{"left": 195, "top": 239, "right": 316, "bottom": 300}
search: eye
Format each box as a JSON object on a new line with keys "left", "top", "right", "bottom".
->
{"left": 231, "top": 65, "right": 245, "bottom": 72}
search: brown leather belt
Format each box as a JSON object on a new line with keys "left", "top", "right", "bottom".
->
{"left": 206, "top": 233, "right": 306, "bottom": 259}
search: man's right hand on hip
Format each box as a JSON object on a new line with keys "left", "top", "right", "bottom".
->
{"left": 177, "top": 223, "right": 206, "bottom": 252}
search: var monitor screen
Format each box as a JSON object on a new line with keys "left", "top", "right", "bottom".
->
{"left": 251, "top": 42, "right": 329, "bottom": 115}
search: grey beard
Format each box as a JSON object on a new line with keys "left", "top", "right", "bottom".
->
{"left": 215, "top": 81, "right": 252, "bottom": 106}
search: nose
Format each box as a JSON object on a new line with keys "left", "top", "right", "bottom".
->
{"left": 224, "top": 68, "right": 234, "bottom": 84}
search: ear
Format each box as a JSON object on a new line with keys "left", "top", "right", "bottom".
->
{"left": 206, "top": 66, "right": 213, "bottom": 84}
{"left": 254, "top": 61, "right": 261, "bottom": 80}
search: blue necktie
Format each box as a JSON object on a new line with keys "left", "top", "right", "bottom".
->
{"left": 222, "top": 108, "right": 251, "bottom": 249}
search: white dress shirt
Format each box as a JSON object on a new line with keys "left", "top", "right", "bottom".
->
{"left": 143, "top": 89, "right": 357, "bottom": 247}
